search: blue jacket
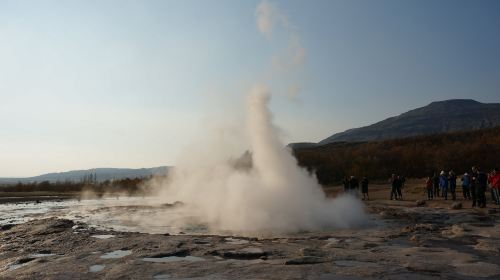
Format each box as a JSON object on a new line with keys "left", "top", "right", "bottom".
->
{"left": 439, "top": 175, "right": 449, "bottom": 188}
{"left": 462, "top": 174, "right": 470, "bottom": 187}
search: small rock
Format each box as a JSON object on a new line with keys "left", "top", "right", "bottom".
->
{"left": 214, "top": 247, "right": 267, "bottom": 260}
{"left": 416, "top": 200, "right": 426, "bottom": 207}
{"left": 451, "top": 202, "right": 462, "bottom": 210}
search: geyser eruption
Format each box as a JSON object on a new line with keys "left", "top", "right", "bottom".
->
{"left": 158, "top": 85, "right": 367, "bottom": 235}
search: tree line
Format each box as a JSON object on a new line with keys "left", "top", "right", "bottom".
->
{"left": 0, "top": 177, "right": 155, "bottom": 195}
{"left": 292, "top": 126, "right": 500, "bottom": 185}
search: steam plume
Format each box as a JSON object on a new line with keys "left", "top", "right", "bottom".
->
{"left": 152, "top": 0, "right": 367, "bottom": 235}
{"left": 157, "top": 85, "right": 366, "bottom": 235}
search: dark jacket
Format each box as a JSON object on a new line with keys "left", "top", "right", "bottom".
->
{"left": 361, "top": 178, "right": 369, "bottom": 192}
{"left": 432, "top": 175, "right": 440, "bottom": 188}
{"left": 449, "top": 174, "right": 457, "bottom": 188}
{"left": 349, "top": 178, "right": 359, "bottom": 190}
{"left": 477, "top": 172, "right": 488, "bottom": 188}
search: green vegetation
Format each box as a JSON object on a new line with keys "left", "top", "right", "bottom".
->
{"left": 293, "top": 126, "right": 500, "bottom": 185}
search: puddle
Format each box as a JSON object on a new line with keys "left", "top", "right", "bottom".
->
{"left": 30, "top": 253, "right": 55, "bottom": 258}
{"left": 8, "top": 257, "right": 37, "bottom": 270}
{"left": 8, "top": 263, "right": 28, "bottom": 271}
{"left": 220, "top": 259, "right": 264, "bottom": 265}
{"left": 142, "top": 256, "right": 205, "bottom": 263}
{"left": 100, "top": 250, "right": 132, "bottom": 259}
{"left": 327, "top": 238, "right": 340, "bottom": 243}
{"left": 335, "top": 260, "right": 378, "bottom": 267}
{"left": 91, "top": 234, "right": 115, "bottom": 239}
{"left": 240, "top": 247, "right": 263, "bottom": 254}
{"left": 89, "top": 264, "right": 105, "bottom": 272}
{"left": 224, "top": 237, "right": 249, "bottom": 245}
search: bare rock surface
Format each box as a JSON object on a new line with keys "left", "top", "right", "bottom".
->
{"left": 1, "top": 202, "right": 500, "bottom": 279}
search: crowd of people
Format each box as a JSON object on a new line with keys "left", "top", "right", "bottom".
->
{"left": 343, "top": 176, "right": 370, "bottom": 200}
{"left": 342, "top": 166, "right": 500, "bottom": 208}
{"left": 389, "top": 174, "right": 405, "bottom": 200}
{"left": 425, "top": 166, "right": 500, "bottom": 208}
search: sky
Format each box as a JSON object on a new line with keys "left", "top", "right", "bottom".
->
{"left": 1, "top": 0, "right": 499, "bottom": 177}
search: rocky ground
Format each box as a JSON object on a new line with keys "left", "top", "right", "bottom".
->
{"left": 1, "top": 186, "right": 500, "bottom": 279}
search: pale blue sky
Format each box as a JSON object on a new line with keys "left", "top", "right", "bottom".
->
{"left": 1, "top": 0, "right": 499, "bottom": 176}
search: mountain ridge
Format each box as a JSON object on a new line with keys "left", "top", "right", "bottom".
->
{"left": 0, "top": 166, "right": 170, "bottom": 184}
{"left": 314, "top": 99, "right": 500, "bottom": 145}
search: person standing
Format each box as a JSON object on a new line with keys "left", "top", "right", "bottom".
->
{"left": 476, "top": 167, "right": 488, "bottom": 208}
{"left": 349, "top": 176, "right": 359, "bottom": 194}
{"left": 361, "top": 177, "right": 369, "bottom": 200}
{"left": 425, "top": 176, "right": 433, "bottom": 200}
{"left": 461, "top": 172, "right": 471, "bottom": 200}
{"left": 396, "top": 175, "right": 404, "bottom": 200}
{"left": 432, "top": 172, "right": 440, "bottom": 198}
{"left": 439, "top": 171, "right": 449, "bottom": 200}
{"left": 390, "top": 174, "right": 399, "bottom": 200}
{"left": 488, "top": 168, "right": 500, "bottom": 205}
{"left": 449, "top": 170, "right": 457, "bottom": 201}
{"left": 343, "top": 176, "right": 349, "bottom": 193}
{"left": 471, "top": 167, "right": 479, "bottom": 207}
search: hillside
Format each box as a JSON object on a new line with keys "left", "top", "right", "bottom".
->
{"left": 0, "top": 166, "right": 169, "bottom": 185}
{"left": 318, "top": 99, "right": 500, "bottom": 144}
{"left": 293, "top": 126, "right": 500, "bottom": 185}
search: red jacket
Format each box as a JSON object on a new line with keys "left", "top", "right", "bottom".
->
{"left": 489, "top": 173, "right": 500, "bottom": 189}
{"left": 426, "top": 178, "right": 433, "bottom": 189}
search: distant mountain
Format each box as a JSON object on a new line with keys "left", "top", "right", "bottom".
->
{"left": 317, "top": 99, "right": 500, "bottom": 145}
{"left": 0, "top": 166, "right": 170, "bottom": 185}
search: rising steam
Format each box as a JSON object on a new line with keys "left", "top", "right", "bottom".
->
{"left": 152, "top": 1, "right": 367, "bottom": 235}
{"left": 156, "top": 85, "right": 367, "bottom": 235}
